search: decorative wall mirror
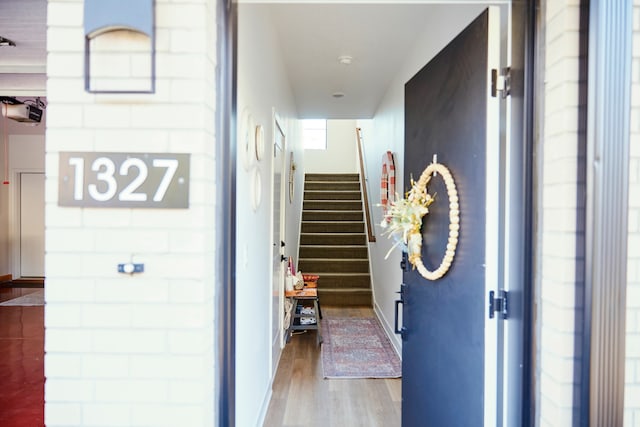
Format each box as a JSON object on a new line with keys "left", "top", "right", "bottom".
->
{"left": 288, "top": 152, "right": 295, "bottom": 203}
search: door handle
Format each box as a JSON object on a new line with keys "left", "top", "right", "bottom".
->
{"left": 280, "top": 255, "right": 287, "bottom": 262}
{"left": 394, "top": 298, "right": 406, "bottom": 339}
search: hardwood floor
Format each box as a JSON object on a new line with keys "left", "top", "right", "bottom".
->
{"left": 263, "top": 306, "right": 402, "bottom": 427}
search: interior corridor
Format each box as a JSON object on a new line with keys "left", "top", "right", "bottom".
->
{"left": 0, "top": 287, "right": 45, "bottom": 427}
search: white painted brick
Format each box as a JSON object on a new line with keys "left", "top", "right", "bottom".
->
{"left": 93, "top": 129, "right": 170, "bottom": 152}
{"left": 151, "top": 255, "right": 206, "bottom": 279}
{"left": 630, "top": 234, "right": 640, "bottom": 258}
{"left": 44, "top": 353, "right": 83, "bottom": 378}
{"left": 631, "top": 285, "right": 640, "bottom": 308}
{"left": 170, "top": 79, "right": 210, "bottom": 103}
{"left": 130, "top": 207, "right": 207, "bottom": 228}
{"left": 45, "top": 279, "right": 95, "bottom": 303}
{"left": 82, "top": 355, "right": 130, "bottom": 379}
{"left": 47, "top": 1, "right": 83, "bottom": 26}
{"left": 81, "top": 304, "right": 132, "bottom": 328}
{"left": 171, "top": 30, "right": 207, "bottom": 54}
{"left": 130, "top": 304, "right": 205, "bottom": 329}
{"left": 47, "top": 28, "right": 84, "bottom": 54}
{"left": 129, "top": 355, "right": 204, "bottom": 379}
{"left": 45, "top": 229, "right": 95, "bottom": 252}
{"left": 45, "top": 304, "right": 82, "bottom": 328}
{"left": 156, "top": 4, "right": 208, "bottom": 29}
{"left": 168, "top": 280, "right": 205, "bottom": 303}
{"left": 168, "top": 380, "right": 206, "bottom": 403}
{"left": 539, "top": 370, "right": 577, "bottom": 409}
{"left": 168, "top": 330, "right": 208, "bottom": 354}
{"left": 45, "top": 402, "right": 82, "bottom": 426}
{"left": 626, "top": 385, "right": 640, "bottom": 410}
{"left": 45, "top": 379, "right": 94, "bottom": 402}
{"left": 45, "top": 329, "right": 94, "bottom": 353}
{"left": 92, "top": 330, "right": 166, "bottom": 354}
{"left": 93, "top": 278, "right": 170, "bottom": 303}
{"left": 130, "top": 104, "right": 206, "bottom": 129}
{"left": 542, "top": 301, "right": 581, "bottom": 334}
{"left": 156, "top": 53, "right": 208, "bottom": 79}
{"left": 82, "top": 403, "right": 131, "bottom": 427}
{"left": 46, "top": 104, "right": 84, "bottom": 128}
{"left": 95, "top": 379, "right": 169, "bottom": 403}
{"left": 541, "top": 232, "right": 579, "bottom": 258}
{"left": 94, "top": 229, "right": 170, "bottom": 253}
{"left": 47, "top": 54, "right": 84, "bottom": 79}
{"left": 628, "top": 334, "right": 640, "bottom": 358}
{"left": 130, "top": 404, "right": 204, "bottom": 427}
{"left": 168, "top": 230, "right": 207, "bottom": 253}
{"left": 82, "top": 209, "right": 132, "bottom": 228}
{"left": 84, "top": 105, "right": 132, "bottom": 128}
{"left": 46, "top": 129, "right": 96, "bottom": 151}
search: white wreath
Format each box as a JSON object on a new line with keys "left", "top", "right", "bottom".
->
{"left": 409, "top": 162, "right": 460, "bottom": 280}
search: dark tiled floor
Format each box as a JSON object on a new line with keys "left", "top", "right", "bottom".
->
{"left": 0, "top": 288, "right": 45, "bottom": 427}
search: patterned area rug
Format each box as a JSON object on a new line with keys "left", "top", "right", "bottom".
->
{"left": 321, "top": 316, "right": 402, "bottom": 379}
{"left": 0, "top": 290, "right": 44, "bottom": 306}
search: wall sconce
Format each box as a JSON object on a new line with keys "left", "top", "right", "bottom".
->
{"left": 84, "top": 0, "right": 155, "bottom": 93}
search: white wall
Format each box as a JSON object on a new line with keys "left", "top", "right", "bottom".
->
{"left": 0, "top": 119, "right": 46, "bottom": 277}
{"left": 361, "top": 5, "right": 486, "bottom": 354}
{"left": 236, "top": 5, "right": 302, "bottom": 427}
{"left": 45, "top": 1, "right": 218, "bottom": 426}
{"left": 304, "top": 119, "right": 357, "bottom": 174}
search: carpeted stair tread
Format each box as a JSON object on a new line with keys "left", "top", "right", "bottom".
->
{"left": 301, "top": 221, "right": 364, "bottom": 233}
{"left": 299, "top": 245, "right": 368, "bottom": 258}
{"left": 305, "top": 173, "right": 359, "bottom": 181}
{"left": 300, "top": 233, "right": 367, "bottom": 245}
{"left": 302, "top": 210, "right": 363, "bottom": 221}
{"left": 304, "top": 191, "right": 362, "bottom": 200}
{"left": 305, "top": 182, "right": 361, "bottom": 191}
{"left": 303, "top": 200, "right": 363, "bottom": 210}
{"left": 299, "top": 259, "right": 370, "bottom": 273}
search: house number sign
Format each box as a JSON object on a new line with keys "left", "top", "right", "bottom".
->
{"left": 58, "top": 152, "right": 190, "bottom": 208}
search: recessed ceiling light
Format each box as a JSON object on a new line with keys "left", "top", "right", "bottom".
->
{"left": 338, "top": 55, "right": 353, "bottom": 65}
{"left": 332, "top": 92, "right": 345, "bottom": 98}
{"left": 0, "top": 36, "right": 16, "bottom": 47}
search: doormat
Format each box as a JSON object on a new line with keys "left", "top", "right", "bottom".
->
{"left": 321, "top": 317, "right": 401, "bottom": 379}
{"left": 0, "top": 290, "right": 44, "bottom": 306}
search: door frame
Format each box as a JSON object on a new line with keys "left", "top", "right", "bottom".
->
{"left": 222, "top": 1, "right": 537, "bottom": 426}
{"left": 9, "top": 168, "right": 45, "bottom": 279}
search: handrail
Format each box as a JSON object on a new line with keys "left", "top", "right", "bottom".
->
{"left": 355, "top": 127, "right": 376, "bottom": 242}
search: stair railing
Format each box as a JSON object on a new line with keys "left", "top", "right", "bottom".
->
{"left": 356, "top": 127, "right": 376, "bottom": 242}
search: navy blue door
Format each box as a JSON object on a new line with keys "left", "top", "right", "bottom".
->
{"left": 401, "top": 8, "right": 502, "bottom": 426}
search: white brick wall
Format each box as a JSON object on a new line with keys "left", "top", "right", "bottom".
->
{"left": 626, "top": 3, "right": 640, "bottom": 426}
{"left": 537, "top": 2, "right": 585, "bottom": 426}
{"left": 44, "top": 0, "right": 218, "bottom": 426}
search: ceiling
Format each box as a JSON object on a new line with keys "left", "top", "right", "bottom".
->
{"left": 0, "top": 0, "right": 493, "bottom": 119}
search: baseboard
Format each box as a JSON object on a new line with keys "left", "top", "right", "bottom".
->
{"left": 374, "top": 302, "right": 402, "bottom": 360}
{"left": 0, "top": 274, "right": 12, "bottom": 283}
{"left": 256, "top": 387, "right": 273, "bottom": 427}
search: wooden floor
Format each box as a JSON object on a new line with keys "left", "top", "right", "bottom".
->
{"left": 263, "top": 306, "right": 402, "bottom": 427}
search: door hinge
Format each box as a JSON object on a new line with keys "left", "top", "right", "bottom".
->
{"left": 491, "top": 67, "right": 511, "bottom": 98}
{"left": 489, "top": 290, "right": 508, "bottom": 319}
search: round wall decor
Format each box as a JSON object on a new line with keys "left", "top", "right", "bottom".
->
{"left": 255, "top": 124, "right": 265, "bottom": 161}
{"left": 288, "top": 152, "right": 295, "bottom": 203}
{"left": 240, "top": 108, "right": 255, "bottom": 171}
{"left": 380, "top": 151, "right": 396, "bottom": 220}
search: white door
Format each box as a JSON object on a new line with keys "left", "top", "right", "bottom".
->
{"left": 272, "top": 113, "right": 287, "bottom": 371}
{"left": 20, "top": 172, "right": 45, "bottom": 277}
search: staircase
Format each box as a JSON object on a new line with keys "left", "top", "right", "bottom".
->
{"left": 298, "top": 173, "right": 372, "bottom": 306}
